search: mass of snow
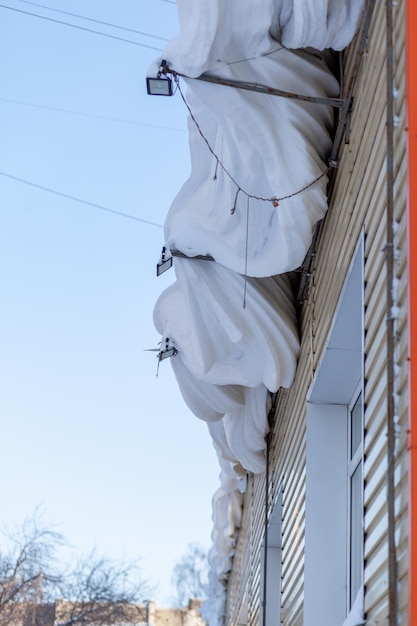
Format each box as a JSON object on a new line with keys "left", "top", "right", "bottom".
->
{"left": 154, "top": 263, "right": 299, "bottom": 475}
{"left": 150, "top": 0, "right": 365, "bottom": 624}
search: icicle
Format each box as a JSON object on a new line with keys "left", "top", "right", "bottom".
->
{"left": 231, "top": 187, "right": 241, "bottom": 215}
{"left": 213, "top": 159, "right": 219, "bottom": 181}
{"left": 243, "top": 196, "right": 250, "bottom": 308}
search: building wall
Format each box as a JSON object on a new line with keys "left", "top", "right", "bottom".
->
{"left": 225, "top": 1, "right": 408, "bottom": 625}
{"left": 11, "top": 600, "right": 207, "bottom": 626}
{"left": 155, "top": 600, "right": 207, "bottom": 626}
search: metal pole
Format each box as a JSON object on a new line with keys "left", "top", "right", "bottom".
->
{"left": 169, "top": 70, "right": 345, "bottom": 108}
{"left": 385, "top": 1, "right": 398, "bottom": 624}
{"left": 406, "top": 0, "right": 417, "bottom": 620}
{"left": 262, "top": 432, "right": 270, "bottom": 626}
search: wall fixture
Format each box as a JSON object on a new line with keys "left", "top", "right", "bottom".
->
{"left": 156, "top": 246, "right": 173, "bottom": 276}
{"left": 159, "top": 338, "right": 178, "bottom": 361}
{"left": 146, "top": 60, "right": 173, "bottom": 96}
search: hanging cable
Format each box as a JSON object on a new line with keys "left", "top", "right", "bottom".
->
{"left": 175, "top": 76, "right": 330, "bottom": 209}
{"left": 0, "top": 4, "right": 164, "bottom": 51}
{"left": 0, "top": 171, "right": 163, "bottom": 228}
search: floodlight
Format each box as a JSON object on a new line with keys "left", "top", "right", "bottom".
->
{"left": 146, "top": 76, "right": 173, "bottom": 96}
{"left": 159, "top": 346, "right": 177, "bottom": 360}
{"left": 156, "top": 246, "right": 173, "bottom": 276}
{"left": 158, "top": 338, "right": 178, "bottom": 361}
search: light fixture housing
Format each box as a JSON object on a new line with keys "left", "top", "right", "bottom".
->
{"left": 146, "top": 76, "right": 173, "bottom": 96}
{"left": 156, "top": 246, "right": 173, "bottom": 276}
{"left": 158, "top": 338, "right": 178, "bottom": 361}
{"left": 159, "top": 346, "right": 177, "bottom": 360}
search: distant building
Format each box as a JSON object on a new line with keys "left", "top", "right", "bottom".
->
{"left": 10, "top": 599, "right": 207, "bottom": 626}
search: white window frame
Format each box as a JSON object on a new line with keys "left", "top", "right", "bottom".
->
{"left": 347, "top": 385, "right": 364, "bottom": 614}
{"left": 304, "top": 238, "right": 365, "bottom": 626}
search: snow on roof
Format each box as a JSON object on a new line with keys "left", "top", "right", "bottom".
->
{"left": 150, "top": 1, "right": 365, "bottom": 623}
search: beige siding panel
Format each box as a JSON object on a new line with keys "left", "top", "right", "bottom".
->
{"left": 364, "top": 444, "right": 388, "bottom": 507}
{"left": 362, "top": 5, "right": 408, "bottom": 624}
{"left": 364, "top": 293, "right": 386, "bottom": 345}
{"left": 365, "top": 574, "right": 389, "bottom": 619}
{"left": 365, "top": 332, "right": 387, "bottom": 402}
{"left": 280, "top": 571, "right": 304, "bottom": 626}
{"left": 281, "top": 517, "right": 305, "bottom": 588}
{"left": 277, "top": 463, "right": 306, "bottom": 621}
{"left": 282, "top": 478, "right": 305, "bottom": 547}
{"left": 364, "top": 374, "right": 387, "bottom": 441}
{"left": 365, "top": 485, "right": 406, "bottom": 569}
{"left": 274, "top": 405, "right": 307, "bottom": 623}
{"left": 281, "top": 454, "right": 306, "bottom": 532}
{"left": 225, "top": 3, "right": 408, "bottom": 625}
{"left": 278, "top": 407, "right": 306, "bottom": 481}
{"left": 365, "top": 497, "right": 389, "bottom": 558}
{"left": 365, "top": 508, "right": 408, "bottom": 617}
{"left": 365, "top": 441, "right": 408, "bottom": 531}
{"left": 364, "top": 222, "right": 387, "bottom": 301}
{"left": 392, "top": 11, "right": 409, "bottom": 620}
{"left": 365, "top": 531, "right": 389, "bottom": 584}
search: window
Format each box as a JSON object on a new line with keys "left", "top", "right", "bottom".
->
{"left": 348, "top": 389, "right": 364, "bottom": 614}
{"left": 304, "top": 241, "right": 364, "bottom": 626}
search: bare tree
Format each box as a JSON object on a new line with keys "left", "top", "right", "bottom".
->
{"left": 0, "top": 512, "right": 62, "bottom": 626}
{"left": 171, "top": 544, "right": 208, "bottom": 607}
{"left": 54, "top": 551, "right": 149, "bottom": 626}
{"left": 0, "top": 513, "right": 152, "bottom": 626}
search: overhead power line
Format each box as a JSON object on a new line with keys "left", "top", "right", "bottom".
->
{"left": 0, "top": 97, "right": 186, "bottom": 133}
{"left": 0, "top": 171, "right": 164, "bottom": 229}
{"left": 13, "top": 0, "right": 170, "bottom": 42}
{"left": 0, "top": 4, "right": 164, "bottom": 51}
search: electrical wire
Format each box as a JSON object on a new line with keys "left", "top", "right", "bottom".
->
{"left": 13, "top": 0, "right": 170, "bottom": 42}
{"left": 0, "top": 4, "right": 164, "bottom": 51}
{"left": 224, "top": 47, "right": 286, "bottom": 66}
{"left": 0, "top": 171, "right": 164, "bottom": 229}
{"left": 0, "top": 97, "right": 186, "bottom": 133}
{"left": 175, "top": 77, "right": 329, "bottom": 207}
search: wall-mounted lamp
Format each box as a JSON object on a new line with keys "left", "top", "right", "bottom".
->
{"left": 146, "top": 60, "right": 173, "bottom": 96}
{"left": 159, "top": 338, "right": 178, "bottom": 361}
{"left": 156, "top": 246, "right": 173, "bottom": 276}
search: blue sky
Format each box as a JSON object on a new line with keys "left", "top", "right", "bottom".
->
{"left": 0, "top": 0, "right": 220, "bottom": 605}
